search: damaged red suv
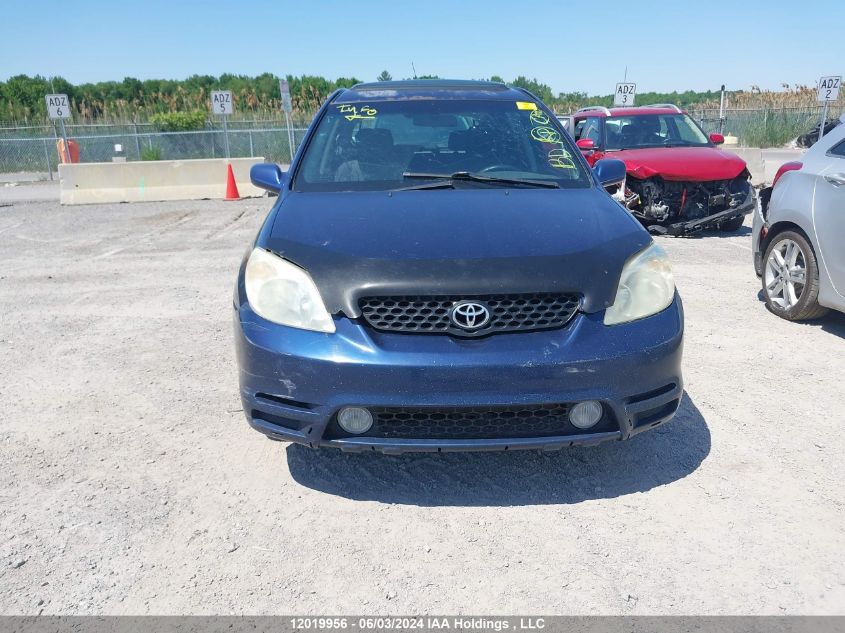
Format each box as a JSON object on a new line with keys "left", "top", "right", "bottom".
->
{"left": 571, "top": 105, "right": 753, "bottom": 235}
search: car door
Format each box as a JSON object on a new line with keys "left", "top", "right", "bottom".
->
{"left": 813, "top": 136, "right": 845, "bottom": 297}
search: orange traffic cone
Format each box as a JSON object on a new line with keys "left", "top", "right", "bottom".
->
{"left": 225, "top": 163, "right": 241, "bottom": 200}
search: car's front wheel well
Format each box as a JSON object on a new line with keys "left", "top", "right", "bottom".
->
{"left": 762, "top": 221, "right": 813, "bottom": 256}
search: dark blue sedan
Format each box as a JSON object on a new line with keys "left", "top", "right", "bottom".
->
{"left": 234, "top": 80, "right": 683, "bottom": 453}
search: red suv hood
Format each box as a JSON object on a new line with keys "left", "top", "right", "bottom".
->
{"left": 615, "top": 146, "right": 747, "bottom": 181}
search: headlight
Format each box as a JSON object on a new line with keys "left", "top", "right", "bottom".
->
{"left": 604, "top": 243, "right": 675, "bottom": 325}
{"left": 244, "top": 248, "right": 335, "bottom": 333}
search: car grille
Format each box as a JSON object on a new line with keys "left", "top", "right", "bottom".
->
{"left": 327, "top": 404, "right": 617, "bottom": 440}
{"left": 358, "top": 293, "right": 580, "bottom": 337}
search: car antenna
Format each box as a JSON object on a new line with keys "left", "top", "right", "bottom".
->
{"left": 411, "top": 62, "right": 417, "bottom": 79}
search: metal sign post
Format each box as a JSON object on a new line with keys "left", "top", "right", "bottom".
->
{"left": 45, "top": 94, "right": 72, "bottom": 164}
{"left": 817, "top": 75, "right": 841, "bottom": 141}
{"left": 279, "top": 79, "right": 295, "bottom": 161}
{"left": 718, "top": 85, "right": 726, "bottom": 134}
{"left": 211, "top": 90, "right": 234, "bottom": 159}
{"left": 614, "top": 83, "right": 636, "bottom": 107}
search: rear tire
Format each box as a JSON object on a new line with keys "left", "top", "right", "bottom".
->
{"left": 762, "top": 230, "right": 828, "bottom": 321}
{"left": 718, "top": 215, "right": 746, "bottom": 232}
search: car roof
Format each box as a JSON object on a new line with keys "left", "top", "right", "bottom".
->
{"left": 575, "top": 106, "right": 687, "bottom": 118}
{"left": 335, "top": 79, "right": 530, "bottom": 103}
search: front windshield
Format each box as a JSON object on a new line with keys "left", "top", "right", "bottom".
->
{"left": 605, "top": 113, "right": 710, "bottom": 150}
{"left": 294, "top": 99, "right": 592, "bottom": 191}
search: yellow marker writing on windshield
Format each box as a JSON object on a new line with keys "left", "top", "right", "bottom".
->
{"left": 529, "top": 110, "right": 550, "bottom": 125}
{"left": 548, "top": 148, "right": 576, "bottom": 170}
{"left": 336, "top": 104, "right": 378, "bottom": 121}
{"left": 530, "top": 126, "right": 561, "bottom": 144}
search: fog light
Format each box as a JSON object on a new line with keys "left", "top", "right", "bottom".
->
{"left": 337, "top": 407, "right": 373, "bottom": 434}
{"left": 569, "top": 401, "right": 603, "bottom": 429}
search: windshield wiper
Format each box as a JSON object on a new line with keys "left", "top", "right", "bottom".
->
{"left": 394, "top": 180, "right": 456, "bottom": 191}
{"left": 402, "top": 171, "right": 559, "bottom": 189}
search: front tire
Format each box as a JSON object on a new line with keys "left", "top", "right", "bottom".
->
{"left": 762, "top": 230, "right": 828, "bottom": 321}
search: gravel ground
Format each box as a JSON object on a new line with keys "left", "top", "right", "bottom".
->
{"left": 0, "top": 198, "right": 843, "bottom": 615}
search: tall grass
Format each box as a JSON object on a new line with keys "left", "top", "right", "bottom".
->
{"left": 688, "top": 86, "right": 843, "bottom": 147}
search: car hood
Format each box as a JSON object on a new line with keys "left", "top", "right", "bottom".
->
{"left": 615, "top": 147, "right": 748, "bottom": 181}
{"left": 262, "top": 189, "right": 650, "bottom": 316}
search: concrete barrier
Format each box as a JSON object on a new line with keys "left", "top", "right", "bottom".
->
{"left": 59, "top": 157, "right": 266, "bottom": 205}
{"left": 761, "top": 148, "right": 806, "bottom": 185}
{"left": 724, "top": 148, "right": 765, "bottom": 185}
{"left": 722, "top": 147, "right": 808, "bottom": 186}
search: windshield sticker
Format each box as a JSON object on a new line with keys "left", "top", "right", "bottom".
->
{"left": 516, "top": 101, "right": 537, "bottom": 110}
{"left": 336, "top": 104, "right": 377, "bottom": 121}
{"left": 528, "top": 109, "right": 576, "bottom": 170}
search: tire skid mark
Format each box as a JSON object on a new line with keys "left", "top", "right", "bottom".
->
{"left": 205, "top": 207, "right": 255, "bottom": 240}
{"left": 13, "top": 234, "right": 65, "bottom": 244}
{"left": 0, "top": 221, "right": 24, "bottom": 236}
{"left": 94, "top": 212, "right": 196, "bottom": 259}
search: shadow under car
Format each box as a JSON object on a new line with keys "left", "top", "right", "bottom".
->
{"left": 285, "top": 392, "right": 710, "bottom": 507}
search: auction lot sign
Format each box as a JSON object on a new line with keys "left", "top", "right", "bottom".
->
{"left": 279, "top": 79, "right": 293, "bottom": 114}
{"left": 817, "top": 75, "right": 841, "bottom": 102}
{"left": 211, "top": 90, "right": 234, "bottom": 115}
{"left": 614, "top": 82, "right": 636, "bottom": 106}
{"left": 211, "top": 90, "right": 233, "bottom": 158}
{"left": 45, "top": 93, "right": 72, "bottom": 160}
{"left": 816, "top": 75, "right": 841, "bottom": 141}
{"left": 45, "top": 94, "right": 72, "bottom": 119}
{"left": 279, "top": 78, "right": 296, "bottom": 160}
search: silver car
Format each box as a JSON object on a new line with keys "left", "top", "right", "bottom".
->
{"left": 752, "top": 115, "right": 845, "bottom": 320}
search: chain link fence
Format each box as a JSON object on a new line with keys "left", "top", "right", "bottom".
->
{"left": 689, "top": 105, "right": 844, "bottom": 147}
{"left": 0, "top": 122, "right": 310, "bottom": 178}
{"left": 3, "top": 106, "right": 845, "bottom": 178}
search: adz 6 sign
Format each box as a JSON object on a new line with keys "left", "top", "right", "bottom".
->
{"left": 45, "top": 94, "right": 71, "bottom": 120}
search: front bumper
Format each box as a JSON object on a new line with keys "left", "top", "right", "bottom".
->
{"left": 234, "top": 297, "right": 684, "bottom": 453}
{"left": 752, "top": 187, "right": 771, "bottom": 277}
{"left": 664, "top": 199, "right": 754, "bottom": 235}
{"left": 637, "top": 180, "right": 756, "bottom": 236}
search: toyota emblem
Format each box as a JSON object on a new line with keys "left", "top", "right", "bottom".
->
{"left": 450, "top": 301, "right": 491, "bottom": 331}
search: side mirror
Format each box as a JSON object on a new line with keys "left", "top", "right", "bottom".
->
{"left": 576, "top": 138, "right": 596, "bottom": 151}
{"left": 250, "top": 163, "right": 285, "bottom": 193}
{"left": 709, "top": 133, "right": 725, "bottom": 145}
{"left": 593, "top": 158, "right": 626, "bottom": 188}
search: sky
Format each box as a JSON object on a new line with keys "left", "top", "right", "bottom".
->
{"left": 2, "top": 0, "right": 843, "bottom": 95}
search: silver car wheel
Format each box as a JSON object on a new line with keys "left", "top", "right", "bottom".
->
{"left": 764, "top": 237, "right": 807, "bottom": 309}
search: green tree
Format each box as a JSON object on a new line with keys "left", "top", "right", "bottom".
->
{"left": 149, "top": 110, "right": 208, "bottom": 131}
{"left": 377, "top": 70, "right": 392, "bottom": 82}
{"left": 0, "top": 72, "right": 741, "bottom": 124}
{"left": 510, "top": 76, "right": 554, "bottom": 103}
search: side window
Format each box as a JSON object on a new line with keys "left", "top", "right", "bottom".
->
{"left": 829, "top": 139, "right": 845, "bottom": 157}
{"left": 658, "top": 116, "right": 670, "bottom": 139}
{"left": 672, "top": 117, "right": 700, "bottom": 143}
{"left": 573, "top": 119, "right": 587, "bottom": 139}
{"left": 574, "top": 118, "right": 601, "bottom": 144}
